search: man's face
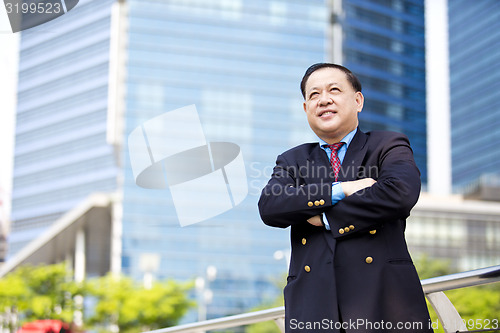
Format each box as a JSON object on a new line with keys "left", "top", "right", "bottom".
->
{"left": 303, "top": 67, "right": 364, "bottom": 144}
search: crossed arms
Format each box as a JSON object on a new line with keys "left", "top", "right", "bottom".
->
{"left": 258, "top": 134, "right": 421, "bottom": 236}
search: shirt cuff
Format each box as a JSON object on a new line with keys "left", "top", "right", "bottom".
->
{"left": 323, "top": 183, "right": 345, "bottom": 231}
{"left": 331, "top": 182, "right": 345, "bottom": 205}
{"left": 322, "top": 213, "right": 330, "bottom": 230}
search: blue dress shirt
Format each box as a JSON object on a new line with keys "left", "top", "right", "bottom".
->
{"left": 318, "top": 128, "right": 357, "bottom": 230}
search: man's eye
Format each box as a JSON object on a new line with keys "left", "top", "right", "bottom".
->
{"left": 309, "top": 92, "right": 318, "bottom": 98}
{"left": 331, "top": 87, "right": 340, "bottom": 92}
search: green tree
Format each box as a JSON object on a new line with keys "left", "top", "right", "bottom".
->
{"left": 20, "top": 263, "right": 85, "bottom": 322}
{"left": 0, "top": 263, "right": 83, "bottom": 332}
{"left": 0, "top": 269, "right": 30, "bottom": 333}
{"left": 415, "top": 255, "right": 500, "bottom": 333}
{"left": 0, "top": 264, "right": 194, "bottom": 333}
{"left": 86, "top": 273, "right": 194, "bottom": 333}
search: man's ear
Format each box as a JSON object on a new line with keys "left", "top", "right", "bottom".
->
{"left": 355, "top": 92, "right": 364, "bottom": 112}
{"left": 303, "top": 101, "right": 307, "bottom": 113}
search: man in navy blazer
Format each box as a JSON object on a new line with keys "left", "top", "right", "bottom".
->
{"left": 258, "top": 63, "right": 433, "bottom": 332}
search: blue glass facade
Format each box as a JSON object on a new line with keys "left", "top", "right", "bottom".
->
{"left": 9, "top": 0, "right": 117, "bottom": 255}
{"left": 121, "top": 0, "right": 327, "bottom": 317}
{"left": 448, "top": 0, "right": 500, "bottom": 190}
{"left": 9, "top": 0, "right": 427, "bottom": 320}
{"left": 342, "top": 0, "right": 427, "bottom": 184}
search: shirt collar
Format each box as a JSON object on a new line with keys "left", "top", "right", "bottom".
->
{"left": 318, "top": 128, "right": 357, "bottom": 149}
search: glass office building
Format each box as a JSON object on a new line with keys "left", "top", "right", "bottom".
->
{"left": 10, "top": 0, "right": 117, "bottom": 256}
{"left": 9, "top": 0, "right": 426, "bottom": 319}
{"left": 119, "top": 0, "right": 327, "bottom": 316}
{"left": 448, "top": 0, "right": 500, "bottom": 191}
{"left": 342, "top": 0, "right": 427, "bottom": 184}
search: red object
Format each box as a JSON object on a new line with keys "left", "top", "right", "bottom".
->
{"left": 17, "top": 320, "right": 70, "bottom": 333}
{"left": 327, "top": 142, "right": 344, "bottom": 181}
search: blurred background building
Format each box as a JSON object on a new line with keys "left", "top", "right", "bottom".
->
{"left": 448, "top": 0, "right": 500, "bottom": 193}
{"left": 2, "top": 0, "right": 499, "bottom": 322}
{"left": 407, "top": 192, "right": 500, "bottom": 270}
{"left": 341, "top": 0, "right": 427, "bottom": 183}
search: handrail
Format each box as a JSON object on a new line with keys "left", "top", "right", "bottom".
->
{"left": 421, "top": 265, "right": 500, "bottom": 293}
{"left": 143, "top": 264, "right": 500, "bottom": 333}
{"left": 146, "top": 307, "right": 285, "bottom": 333}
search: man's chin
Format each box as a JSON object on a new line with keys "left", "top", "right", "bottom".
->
{"left": 316, "top": 125, "right": 341, "bottom": 137}
{"left": 314, "top": 130, "right": 341, "bottom": 143}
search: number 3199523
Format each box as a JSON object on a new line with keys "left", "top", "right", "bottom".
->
{"left": 5, "top": 2, "right": 62, "bottom": 14}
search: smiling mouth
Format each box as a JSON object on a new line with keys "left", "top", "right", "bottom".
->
{"left": 318, "top": 110, "right": 336, "bottom": 117}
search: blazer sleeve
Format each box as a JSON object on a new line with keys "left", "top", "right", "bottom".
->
{"left": 325, "top": 133, "right": 421, "bottom": 238}
{"left": 258, "top": 153, "right": 332, "bottom": 228}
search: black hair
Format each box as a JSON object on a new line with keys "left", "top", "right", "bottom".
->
{"left": 300, "top": 63, "right": 362, "bottom": 99}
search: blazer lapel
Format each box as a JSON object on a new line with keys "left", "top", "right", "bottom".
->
{"left": 305, "top": 146, "right": 338, "bottom": 254}
{"left": 304, "top": 130, "right": 369, "bottom": 254}
{"left": 306, "top": 144, "right": 335, "bottom": 185}
{"left": 338, "top": 129, "right": 368, "bottom": 182}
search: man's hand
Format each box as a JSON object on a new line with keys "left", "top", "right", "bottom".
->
{"left": 341, "top": 178, "right": 377, "bottom": 197}
{"left": 307, "top": 215, "right": 323, "bottom": 227}
{"left": 306, "top": 179, "right": 376, "bottom": 226}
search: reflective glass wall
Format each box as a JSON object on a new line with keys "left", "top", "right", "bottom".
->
{"left": 343, "top": 0, "right": 427, "bottom": 184}
{"left": 10, "top": 0, "right": 117, "bottom": 255}
{"left": 449, "top": 0, "right": 500, "bottom": 190}
{"left": 120, "top": 0, "right": 327, "bottom": 318}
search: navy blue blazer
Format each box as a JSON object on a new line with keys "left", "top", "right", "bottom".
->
{"left": 259, "top": 129, "right": 433, "bottom": 333}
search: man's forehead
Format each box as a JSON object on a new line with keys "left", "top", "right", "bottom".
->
{"left": 307, "top": 81, "right": 342, "bottom": 91}
{"left": 306, "top": 68, "right": 348, "bottom": 89}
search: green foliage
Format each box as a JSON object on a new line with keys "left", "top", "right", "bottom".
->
{"left": 449, "top": 284, "right": 500, "bottom": 319}
{"left": 86, "top": 273, "right": 195, "bottom": 333}
{"left": 414, "top": 254, "right": 454, "bottom": 280}
{"left": 414, "top": 255, "right": 500, "bottom": 333}
{"left": 426, "top": 284, "right": 500, "bottom": 333}
{"left": 0, "top": 264, "right": 195, "bottom": 333}
{"left": 0, "top": 263, "right": 81, "bottom": 325}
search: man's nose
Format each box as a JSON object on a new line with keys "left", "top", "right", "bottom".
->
{"left": 318, "top": 92, "right": 332, "bottom": 106}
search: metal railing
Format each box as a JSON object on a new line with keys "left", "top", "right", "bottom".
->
{"left": 144, "top": 265, "right": 500, "bottom": 333}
